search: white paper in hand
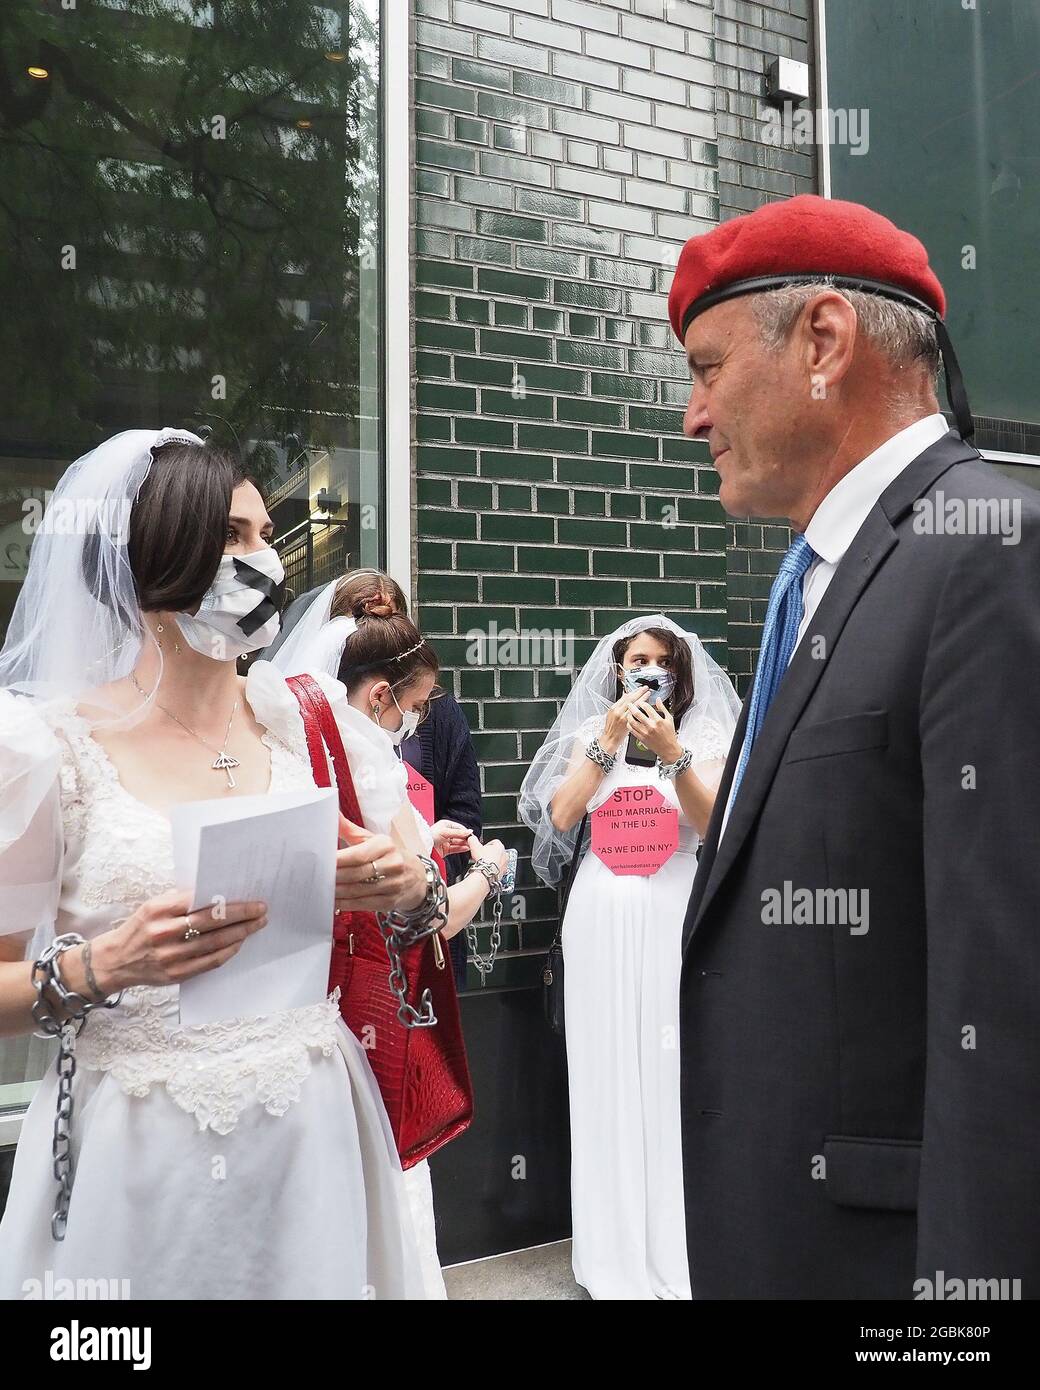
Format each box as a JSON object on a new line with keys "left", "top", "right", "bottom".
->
{"left": 170, "top": 786, "right": 338, "bottom": 1027}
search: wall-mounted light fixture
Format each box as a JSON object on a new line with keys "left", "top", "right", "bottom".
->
{"left": 764, "top": 56, "right": 810, "bottom": 108}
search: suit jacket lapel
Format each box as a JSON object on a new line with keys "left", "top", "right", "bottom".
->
{"left": 683, "top": 431, "right": 980, "bottom": 951}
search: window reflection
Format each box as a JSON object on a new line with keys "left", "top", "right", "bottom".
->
{"left": 0, "top": 0, "right": 383, "bottom": 1104}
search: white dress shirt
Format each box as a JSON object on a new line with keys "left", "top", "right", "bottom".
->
{"left": 717, "top": 412, "right": 951, "bottom": 842}
{"left": 793, "top": 412, "right": 951, "bottom": 657}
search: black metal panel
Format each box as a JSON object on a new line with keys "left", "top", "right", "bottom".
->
{"left": 429, "top": 988, "right": 572, "bottom": 1267}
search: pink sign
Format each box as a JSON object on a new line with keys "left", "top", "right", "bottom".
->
{"left": 403, "top": 761, "right": 435, "bottom": 827}
{"left": 591, "top": 784, "right": 679, "bottom": 877}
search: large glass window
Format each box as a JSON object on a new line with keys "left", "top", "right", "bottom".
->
{"left": 820, "top": 0, "right": 1040, "bottom": 459}
{"left": 0, "top": 0, "right": 384, "bottom": 1109}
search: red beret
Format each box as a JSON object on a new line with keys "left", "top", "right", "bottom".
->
{"left": 668, "top": 194, "right": 947, "bottom": 343}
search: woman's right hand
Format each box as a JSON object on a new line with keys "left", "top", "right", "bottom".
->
{"left": 468, "top": 835, "right": 507, "bottom": 878}
{"left": 85, "top": 889, "right": 268, "bottom": 993}
{"left": 601, "top": 687, "right": 647, "bottom": 754}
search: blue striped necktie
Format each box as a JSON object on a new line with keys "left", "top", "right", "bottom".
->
{"left": 729, "top": 534, "right": 817, "bottom": 804}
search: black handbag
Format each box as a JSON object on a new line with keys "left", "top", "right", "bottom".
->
{"left": 543, "top": 812, "right": 589, "bottom": 1037}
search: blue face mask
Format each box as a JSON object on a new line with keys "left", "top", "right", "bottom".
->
{"left": 622, "top": 663, "right": 675, "bottom": 704}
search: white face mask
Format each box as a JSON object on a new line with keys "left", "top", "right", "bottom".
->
{"left": 174, "top": 546, "right": 285, "bottom": 662}
{"left": 375, "top": 686, "right": 420, "bottom": 746}
{"left": 622, "top": 662, "right": 675, "bottom": 704}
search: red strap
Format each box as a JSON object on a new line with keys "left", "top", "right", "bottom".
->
{"left": 286, "top": 674, "right": 365, "bottom": 827}
{"left": 288, "top": 674, "right": 447, "bottom": 878}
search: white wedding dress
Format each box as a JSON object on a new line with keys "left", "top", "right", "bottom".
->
{"left": 563, "top": 715, "right": 729, "bottom": 1301}
{"left": 0, "top": 662, "right": 433, "bottom": 1300}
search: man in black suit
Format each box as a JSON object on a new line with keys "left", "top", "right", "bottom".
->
{"left": 668, "top": 196, "right": 1040, "bottom": 1299}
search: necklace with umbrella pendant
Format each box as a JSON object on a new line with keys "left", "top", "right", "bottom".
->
{"left": 210, "top": 748, "right": 241, "bottom": 788}
{"left": 130, "top": 673, "right": 241, "bottom": 788}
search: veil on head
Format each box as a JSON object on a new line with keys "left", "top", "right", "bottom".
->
{"left": 0, "top": 426, "right": 204, "bottom": 729}
{"left": 265, "top": 579, "right": 358, "bottom": 678}
{"left": 518, "top": 613, "right": 742, "bottom": 886}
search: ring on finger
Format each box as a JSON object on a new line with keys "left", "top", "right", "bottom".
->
{"left": 182, "top": 915, "right": 202, "bottom": 942}
{"left": 363, "top": 860, "right": 387, "bottom": 884}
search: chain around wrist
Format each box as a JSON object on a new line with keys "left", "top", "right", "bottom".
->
{"left": 657, "top": 747, "right": 694, "bottom": 780}
{"left": 466, "top": 858, "right": 502, "bottom": 894}
{"left": 586, "top": 737, "right": 616, "bottom": 773}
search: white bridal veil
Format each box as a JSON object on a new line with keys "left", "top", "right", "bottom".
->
{"left": 266, "top": 579, "right": 357, "bottom": 678}
{"left": 0, "top": 426, "right": 204, "bottom": 725}
{"left": 518, "top": 613, "right": 742, "bottom": 886}
{"left": 0, "top": 427, "right": 202, "bottom": 933}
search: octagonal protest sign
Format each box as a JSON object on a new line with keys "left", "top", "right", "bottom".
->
{"left": 403, "top": 761, "right": 435, "bottom": 828}
{"left": 591, "top": 784, "right": 679, "bottom": 877}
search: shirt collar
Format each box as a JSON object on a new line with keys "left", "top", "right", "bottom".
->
{"left": 803, "top": 413, "right": 951, "bottom": 566}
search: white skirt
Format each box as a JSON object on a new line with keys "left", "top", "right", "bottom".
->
{"left": 0, "top": 1018, "right": 428, "bottom": 1301}
{"left": 563, "top": 844, "right": 695, "bottom": 1300}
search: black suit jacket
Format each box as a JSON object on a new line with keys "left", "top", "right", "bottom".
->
{"left": 679, "top": 432, "right": 1040, "bottom": 1299}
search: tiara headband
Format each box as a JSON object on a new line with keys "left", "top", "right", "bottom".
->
{"left": 390, "top": 638, "right": 425, "bottom": 662}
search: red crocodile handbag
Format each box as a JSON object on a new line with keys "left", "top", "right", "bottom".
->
{"left": 286, "top": 673, "right": 473, "bottom": 1168}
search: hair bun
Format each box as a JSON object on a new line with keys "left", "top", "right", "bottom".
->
{"left": 358, "top": 596, "right": 395, "bottom": 619}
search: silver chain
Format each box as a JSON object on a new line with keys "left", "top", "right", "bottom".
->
{"left": 51, "top": 1022, "right": 78, "bottom": 1240}
{"left": 375, "top": 855, "right": 448, "bottom": 1028}
{"left": 466, "top": 886, "right": 503, "bottom": 987}
{"left": 129, "top": 671, "right": 239, "bottom": 785}
{"left": 377, "top": 920, "right": 439, "bottom": 1028}
{"left": 585, "top": 737, "right": 617, "bottom": 772}
{"left": 31, "top": 933, "right": 122, "bottom": 1240}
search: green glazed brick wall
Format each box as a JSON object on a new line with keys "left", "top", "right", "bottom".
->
{"left": 410, "top": 0, "right": 816, "bottom": 991}
{"left": 713, "top": 0, "right": 817, "bottom": 688}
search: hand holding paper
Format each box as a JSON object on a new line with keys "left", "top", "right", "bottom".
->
{"left": 170, "top": 786, "right": 339, "bottom": 1027}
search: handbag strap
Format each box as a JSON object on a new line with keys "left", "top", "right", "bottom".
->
{"left": 286, "top": 673, "right": 366, "bottom": 827}
{"left": 554, "top": 812, "right": 589, "bottom": 945}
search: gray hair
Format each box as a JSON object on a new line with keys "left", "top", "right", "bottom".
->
{"left": 750, "top": 278, "right": 940, "bottom": 396}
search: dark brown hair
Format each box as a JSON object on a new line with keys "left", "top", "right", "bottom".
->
{"left": 337, "top": 613, "right": 439, "bottom": 696}
{"left": 612, "top": 626, "right": 696, "bottom": 729}
{"left": 127, "top": 441, "right": 250, "bottom": 612}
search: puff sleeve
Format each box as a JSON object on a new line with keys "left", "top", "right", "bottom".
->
{"left": 0, "top": 690, "right": 64, "bottom": 948}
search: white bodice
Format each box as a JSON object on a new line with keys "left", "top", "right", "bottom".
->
{"left": 46, "top": 696, "right": 314, "bottom": 919}
{"left": 38, "top": 689, "right": 340, "bottom": 1134}
{"left": 14, "top": 670, "right": 384, "bottom": 1136}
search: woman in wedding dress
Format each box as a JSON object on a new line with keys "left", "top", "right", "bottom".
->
{"left": 0, "top": 428, "right": 444, "bottom": 1300}
{"left": 268, "top": 580, "right": 509, "bottom": 1299}
{"left": 519, "top": 616, "right": 741, "bottom": 1300}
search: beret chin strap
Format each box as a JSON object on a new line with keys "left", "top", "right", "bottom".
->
{"left": 680, "top": 273, "right": 975, "bottom": 444}
{"left": 932, "top": 317, "right": 975, "bottom": 446}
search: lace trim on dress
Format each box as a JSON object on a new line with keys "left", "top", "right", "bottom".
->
{"left": 688, "top": 716, "right": 731, "bottom": 765}
{"left": 43, "top": 699, "right": 312, "bottom": 912}
{"left": 578, "top": 712, "right": 730, "bottom": 764}
{"left": 76, "top": 987, "right": 344, "bottom": 1136}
